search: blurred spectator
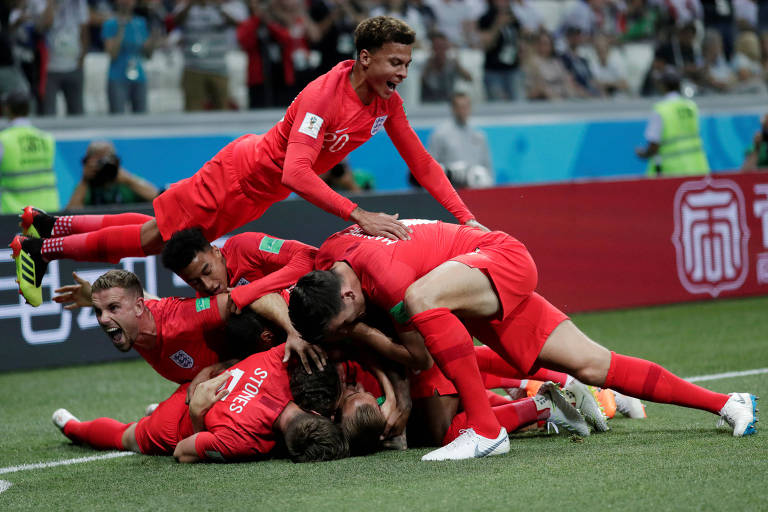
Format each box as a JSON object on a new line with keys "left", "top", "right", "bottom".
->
{"left": 103, "top": 0, "right": 160, "bottom": 114}
{"left": 589, "top": 32, "right": 630, "bottom": 96}
{"left": 266, "top": 0, "right": 321, "bottom": 105}
{"left": 424, "top": 0, "right": 477, "bottom": 48}
{"left": 134, "top": 0, "right": 172, "bottom": 35}
{"left": 700, "top": 30, "right": 736, "bottom": 93}
{"left": 560, "top": 25, "right": 602, "bottom": 97}
{"left": 237, "top": 0, "right": 271, "bottom": 108}
{"left": 665, "top": 0, "right": 703, "bottom": 26}
{"left": 321, "top": 160, "right": 375, "bottom": 191}
{"left": 88, "top": 0, "right": 114, "bottom": 51}
{"left": 741, "top": 112, "right": 768, "bottom": 169}
{"left": 731, "top": 29, "right": 767, "bottom": 92}
{"left": 410, "top": 0, "right": 437, "bottom": 34}
{"left": 426, "top": 92, "right": 493, "bottom": 188}
{"left": 4, "top": 0, "right": 33, "bottom": 99}
{"left": 421, "top": 31, "right": 472, "bottom": 103}
{"left": 524, "top": 31, "right": 579, "bottom": 100}
{"left": 734, "top": 0, "right": 758, "bottom": 30}
{"left": 654, "top": 21, "right": 705, "bottom": 89}
{"left": 477, "top": 0, "right": 522, "bottom": 101}
{"left": 560, "top": 0, "right": 625, "bottom": 39}
{"left": 308, "top": 0, "right": 365, "bottom": 75}
{"left": 760, "top": 0, "right": 768, "bottom": 31}
{"left": 66, "top": 140, "right": 158, "bottom": 209}
{"left": 38, "top": 0, "right": 89, "bottom": 116}
{"left": 172, "top": 0, "right": 240, "bottom": 111}
{"left": 636, "top": 68, "right": 709, "bottom": 176}
{"left": 0, "top": 90, "right": 58, "bottom": 213}
{"left": 370, "top": 0, "right": 427, "bottom": 43}
{"left": 620, "top": 0, "right": 659, "bottom": 41}
{"left": 701, "top": 0, "right": 735, "bottom": 59}
{"left": 510, "top": 0, "right": 543, "bottom": 36}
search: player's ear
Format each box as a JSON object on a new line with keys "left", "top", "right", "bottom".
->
{"left": 358, "top": 49, "right": 371, "bottom": 68}
{"left": 260, "top": 329, "right": 274, "bottom": 345}
{"left": 134, "top": 296, "right": 145, "bottom": 316}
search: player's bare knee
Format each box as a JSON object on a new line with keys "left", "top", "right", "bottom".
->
{"left": 121, "top": 424, "right": 141, "bottom": 453}
{"left": 573, "top": 353, "right": 611, "bottom": 386}
{"left": 404, "top": 282, "right": 436, "bottom": 315}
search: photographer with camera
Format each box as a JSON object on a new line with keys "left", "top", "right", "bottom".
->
{"left": 65, "top": 140, "right": 158, "bottom": 209}
{"left": 742, "top": 113, "right": 768, "bottom": 171}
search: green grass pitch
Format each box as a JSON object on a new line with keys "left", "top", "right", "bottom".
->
{"left": 1, "top": 296, "right": 766, "bottom": 511}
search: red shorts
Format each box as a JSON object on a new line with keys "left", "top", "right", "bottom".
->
{"left": 409, "top": 362, "right": 458, "bottom": 400}
{"left": 464, "top": 292, "right": 568, "bottom": 376}
{"left": 134, "top": 383, "right": 195, "bottom": 455}
{"left": 451, "top": 231, "right": 538, "bottom": 319}
{"left": 153, "top": 134, "right": 276, "bottom": 242}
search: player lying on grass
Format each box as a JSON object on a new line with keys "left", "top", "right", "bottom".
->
{"left": 52, "top": 344, "right": 348, "bottom": 463}
{"left": 289, "top": 219, "right": 759, "bottom": 461}
{"left": 11, "top": 15, "right": 486, "bottom": 307}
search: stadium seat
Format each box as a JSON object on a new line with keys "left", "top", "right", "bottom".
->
{"left": 226, "top": 50, "right": 248, "bottom": 111}
{"left": 145, "top": 49, "right": 184, "bottom": 113}
{"left": 83, "top": 52, "right": 110, "bottom": 115}
{"left": 622, "top": 42, "right": 654, "bottom": 95}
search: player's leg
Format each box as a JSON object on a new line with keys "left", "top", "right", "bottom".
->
{"left": 536, "top": 320, "right": 758, "bottom": 435}
{"left": 407, "top": 262, "right": 516, "bottom": 460}
{"left": 21, "top": 206, "right": 153, "bottom": 238}
{"left": 52, "top": 408, "right": 130, "bottom": 450}
{"left": 475, "top": 344, "right": 569, "bottom": 386}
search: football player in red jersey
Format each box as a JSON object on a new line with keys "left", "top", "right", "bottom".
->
{"left": 13, "top": 16, "right": 485, "bottom": 307}
{"left": 52, "top": 345, "right": 348, "bottom": 463}
{"left": 289, "top": 220, "right": 759, "bottom": 461}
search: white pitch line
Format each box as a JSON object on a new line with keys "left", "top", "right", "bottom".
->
{"left": 0, "top": 480, "right": 12, "bottom": 494}
{"left": 0, "top": 451, "right": 134, "bottom": 475}
{"left": 685, "top": 367, "right": 768, "bottom": 383}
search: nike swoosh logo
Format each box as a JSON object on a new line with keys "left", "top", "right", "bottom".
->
{"left": 335, "top": 127, "right": 350, "bottom": 134}
{"left": 474, "top": 434, "right": 506, "bottom": 458}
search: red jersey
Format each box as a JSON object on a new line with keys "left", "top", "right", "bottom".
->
{"left": 220, "top": 232, "right": 317, "bottom": 309}
{"left": 316, "top": 220, "right": 489, "bottom": 326}
{"left": 194, "top": 344, "right": 292, "bottom": 461}
{"left": 236, "top": 60, "right": 473, "bottom": 223}
{"left": 338, "top": 360, "right": 383, "bottom": 398}
{"left": 136, "top": 297, "right": 227, "bottom": 384}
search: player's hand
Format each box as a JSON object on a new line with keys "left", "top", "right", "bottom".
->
{"left": 381, "top": 432, "right": 408, "bottom": 451}
{"left": 283, "top": 333, "right": 327, "bottom": 374}
{"left": 350, "top": 207, "right": 411, "bottom": 241}
{"left": 225, "top": 289, "right": 241, "bottom": 315}
{"left": 189, "top": 371, "right": 231, "bottom": 417}
{"left": 464, "top": 218, "right": 490, "bottom": 232}
{"left": 53, "top": 272, "right": 93, "bottom": 309}
{"left": 381, "top": 398, "right": 410, "bottom": 439}
{"left": 186, "top": 361, "right": 227, "bottom": 404}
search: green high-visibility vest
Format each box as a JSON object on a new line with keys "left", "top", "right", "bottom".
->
{"left": 0, "top": 124, "right": 59, "bottom": 213}
{"left": 647, "top": 97, "right": 710, "bottom": 177}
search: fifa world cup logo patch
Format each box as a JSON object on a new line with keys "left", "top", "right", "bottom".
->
{"left": 170, "top": 350, "right": 194, "bottom": 369}
{"left": 672, "top": 177, "right": 750, "bottom": 297}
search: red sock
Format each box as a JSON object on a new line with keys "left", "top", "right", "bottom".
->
{"left": 62, "top": 418, "right": 129, "bottom": 450}
{"left": 53, "top": 214, "right": 153, "bottom": 237}
{"left": 604, "top": 352, "right": 729, "bottom": 414}
{"left": 411, "top": 308, "right": 501, "bottom": 439}
{"left": 486, "top": 390, "right": 512, "bottom": 406}
{"left": 482, "top": 374, "right": 523, "bottom": 390}
{"left": 444, "top": 398, "right": 539, "bottom": 444}
{"left": 42, "top": 225, "right": 145, "bottom": 263}
{"left": 528, "top": 368, "right": 569, "bottom": 387}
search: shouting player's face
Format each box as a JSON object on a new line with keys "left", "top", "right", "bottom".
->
{"left": 92, "top": 287, "right": 143, "bottom": 352}
{"left": 360, "top": 42, "right": 413, "bottom": 100}
{"left": 177, "top": 246, "right": 228, "bottom": 296}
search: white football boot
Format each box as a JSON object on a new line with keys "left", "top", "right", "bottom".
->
{"left": 421, "top": 427, "right": 509, "bottom": 461}
{"left": 562, "top": 378, "right": 609, "bottom": 432}
{"left": 52, "top": 408, "right": 79, "bottom": 432}
{"left": 718, "top": 393, "right": 759, "bottom": 437}
{"left": 535, "top": 381, "right": 590, "bottom": 437}
{"left": 614, "top": 391, "right": 647, "bottom": 419}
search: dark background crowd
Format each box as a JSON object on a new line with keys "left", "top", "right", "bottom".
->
{"left": 1, "top": 0, "right": 767, "bottom": 114}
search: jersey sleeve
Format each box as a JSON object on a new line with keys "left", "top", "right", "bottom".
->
{"left": 166, "top": 296, "right": 225, "bottom": 335}
{"left": 194, "top": 428, "right": 261, "bottom": 461}
{"left": 230, "top": 235, "right": 318, "bottom": 309}
{"left": 385, "top": 101, "right": 474, "bottom": 224}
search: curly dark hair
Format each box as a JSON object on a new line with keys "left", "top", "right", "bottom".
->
{"left": 289, "top": 360, "right": 342, "bottom": 418}
{"left": 354, "top": 16, "right": 416, "bottom": 54}
{"left": 160, "top": 227, "right": 211, "bottom": 274}
{"left": 226, "top": 308, "right": 286, "bottom": 359}
{"left": 285, "top": 412, "right": 349, "bottom": 463}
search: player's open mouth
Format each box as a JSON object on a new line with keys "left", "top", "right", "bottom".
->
{"left": 386, "top": 81, "right": 397, "bottom": 91}
{"left": 106, "top": 326, "right": 123, "bottom": 345}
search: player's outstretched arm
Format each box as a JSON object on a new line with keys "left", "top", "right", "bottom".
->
{"left": 53, "top": 272, "right": 93, "bottom": 309}
{"left": 349, "top": 321, "right": 422, "bottom": 368}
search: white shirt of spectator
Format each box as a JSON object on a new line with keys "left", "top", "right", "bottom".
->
{"left": 41, "top": 0, "right": 89, "bottom": 73}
